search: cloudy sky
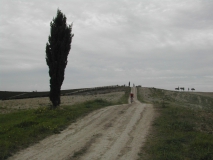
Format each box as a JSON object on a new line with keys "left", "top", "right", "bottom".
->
{"left": 0, "top": 0, "right": 213, "bottom": 92}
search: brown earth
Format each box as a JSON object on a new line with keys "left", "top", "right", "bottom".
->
{"left": 8, "top": 86, "right": 155, "bottom": 160}
{"left": 0, "top": 91, "right": 124, "bottom": 113}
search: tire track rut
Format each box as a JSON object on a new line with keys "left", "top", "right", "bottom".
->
{"left": 9, "top": 86, "right": 155, "bottom": 160}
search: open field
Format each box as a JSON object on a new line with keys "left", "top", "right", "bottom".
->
{"left": 6, "top": 87, "right": 155, "bottom": 160}
{"left": 0, "top": 86, "right": 131, "bottom": 159}
{"left": 137, "top": 87, "right": 213, "bottom": 160}
{"left": 0, "top": 86, "right": 123, "bottom": 100}
{"left": 0, "top": 86, "right": 156, "bottom": 160}
{"left": 0, "top": 86, "right": 127, "bottom": 114}
{"left": 138, "top": 87, "right": 213, "bottom": 111}
{"left": 1, "top": 86, "right": 213, "bottom": 160}
{"left": 0, "top": 92, "right": 124, "bottom": 113}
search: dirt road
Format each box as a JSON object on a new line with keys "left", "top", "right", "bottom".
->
{"left": 9, "top": 87, "right": 154, "bottom": 160}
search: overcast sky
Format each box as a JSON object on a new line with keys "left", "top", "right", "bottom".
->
{"left": 0, "top": 0, "right": 213, "bottom": 92}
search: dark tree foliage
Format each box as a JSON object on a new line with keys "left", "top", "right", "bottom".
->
{"left": 46, "top": 9, "right": 74, "bottom": 108}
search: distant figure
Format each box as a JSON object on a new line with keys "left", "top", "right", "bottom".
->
{"left": 129, "top": 81, "right": 130, "bottom": 87}
{"left": 130, "top": 92, "right": 134, "bottom": 103}
{"left": 188, "top": 88, "right": 189, "bottom": 91}
{"left": 175, "top": 86, "right": 179, "bottom": 91}
{"left": 180, "top": 87, "right": 184, "bottom": 91}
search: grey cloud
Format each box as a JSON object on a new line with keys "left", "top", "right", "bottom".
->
{"left": 0, "top": 0, "right": 213, "bottom": 92}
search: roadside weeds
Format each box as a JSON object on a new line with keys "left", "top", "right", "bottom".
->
{"left": 137, "top": 87, "right": 213, "bottom": 160}
{"left": 0, "top": 87, "right": 131, "bottom": 160}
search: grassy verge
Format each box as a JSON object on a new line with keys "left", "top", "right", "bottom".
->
{"left": 117, "top": 87, "right": 131, "bottom": 104}
{"left": 0, "top": 99, "right": 112, "bottom": 160}
{"left": 0, "top": 87, "right": 130, "bottom": 160}
{"left": 137, "top": 88, "right": 213, "bottom": 160}
{"left": 137, "top": 87, "right": 147, "bottom": 103}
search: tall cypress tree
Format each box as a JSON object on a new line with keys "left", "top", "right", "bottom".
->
{"left": 46, "top": 9, "right": 74, "bottom": 108}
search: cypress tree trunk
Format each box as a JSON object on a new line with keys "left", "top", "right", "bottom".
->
{"left": 46, "top": 9, "right": 74, "bottom": 108}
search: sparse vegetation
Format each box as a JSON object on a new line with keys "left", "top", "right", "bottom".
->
{"left": 136, "top": 87, "right": 147, "bottom": 103}
{"left": 0, "top": 99, "right": 112, "bottom": 160}
{"left": 0, "top": 91, "right": 28, "bottom": 100}
{"left": 0, "top": 86, "right": 130, "bottom": 160}
{"left": 0, "top": 86, "right": 124, "bottom": 100}
{"left": 3, "top": 86, "right": 212, "bottom": 159}
{"left": 117, "top": 87, "right": 131, "bottom": 104}
{"left": 139, "top": 104, "right": 213, "bottom": 160}
{"left": 137, "top": 87, "right": 213, "bottom": 160}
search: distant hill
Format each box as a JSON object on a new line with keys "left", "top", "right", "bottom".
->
{"left": 0, "top": 85, "right": 124, "bottom": 100}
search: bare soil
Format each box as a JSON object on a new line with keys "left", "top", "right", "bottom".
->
{"left": 8, "top": 87, "right": 155, "bottom": 160}
{"left": 0, "top": 92, "right": 124, "bottom": 113}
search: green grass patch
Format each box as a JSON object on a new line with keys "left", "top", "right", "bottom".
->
{"left": 138, "top": 104, "right": 213, "bottom": 160}
{"left": 117, "top": 87, "right": 131, "bottom": 104}
{"left": 150, "top": 88, "right": 165, "bottom": 99}
{"left": 0, "top": 99, "right": 112, "bottom": 160}
{"left": 137, "top": 87, "right": 147, "bottom": 103}
{"left": 137, "top": 87, "right": 213, "bottom": 159}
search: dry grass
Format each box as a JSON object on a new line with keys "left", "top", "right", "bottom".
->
{"left": 0, "top": 92, "right": 124, "bottom": 114}
{"left": 137, "top": 87, "right": 213, "bottom": 160}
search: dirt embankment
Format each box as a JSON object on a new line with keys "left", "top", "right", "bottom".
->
{"left": 8, "top": 87, "right": 155, "bottom": 160}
